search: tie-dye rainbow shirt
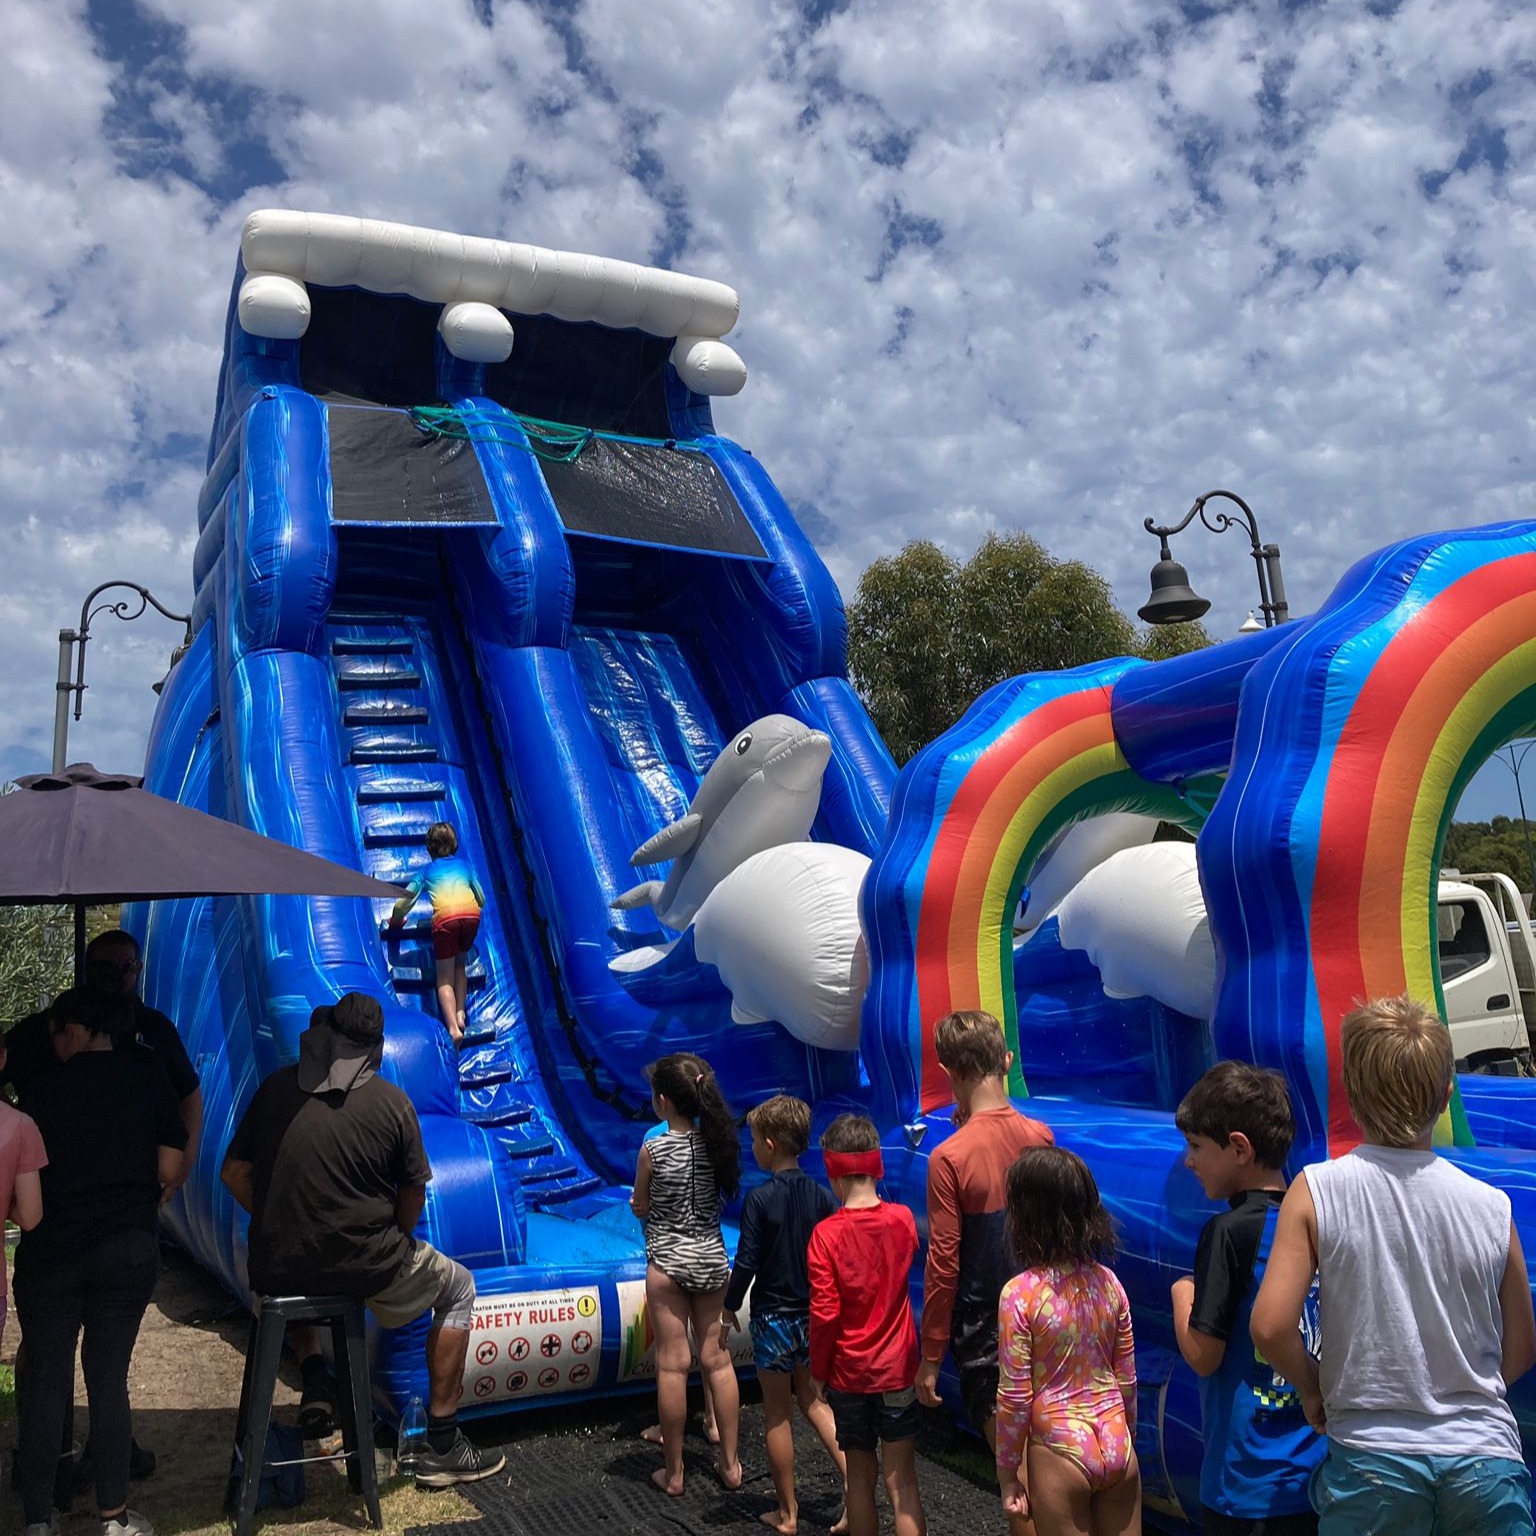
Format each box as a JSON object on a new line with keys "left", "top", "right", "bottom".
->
{"left": 401, "top": 855, "right": 486, "bottom": 927}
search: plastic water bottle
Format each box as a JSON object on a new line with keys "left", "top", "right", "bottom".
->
{"left": 397, "top": 1394, "right": 428, "bottom": 1481}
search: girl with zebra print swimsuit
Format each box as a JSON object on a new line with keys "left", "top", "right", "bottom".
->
{"left": 632, "top": 1053, "right": 743, "bottom": 1498}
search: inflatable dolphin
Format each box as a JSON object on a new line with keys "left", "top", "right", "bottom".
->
{"left": 693, "top": 843, "right": 871, "bottom": 1051}
{"left": 611, "top": 715, "right": 832, "bottom": 930}
{"left": 1055, "top": 841, "right": 1218, "bottom": 1020}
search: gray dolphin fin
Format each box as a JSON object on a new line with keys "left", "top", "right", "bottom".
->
{"left": 609, "top": 938, "right": 680, "bottom": 974}
{"left": 611, "top": 881, "right": 664, "bottom": 911}
{"left": 630, "top": 813, "right": 702, "bottom": 867}
{"left": 730, "top": 1000, "right": 773, "bottom": 1025}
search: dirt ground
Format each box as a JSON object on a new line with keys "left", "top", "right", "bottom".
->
{"left": 0, "top": 1241, "right": 473, "bottom": 1535}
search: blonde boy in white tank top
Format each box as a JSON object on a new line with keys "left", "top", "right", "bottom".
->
{"left": 1252, "top": 996, "right": 1536, "bottom": 1535}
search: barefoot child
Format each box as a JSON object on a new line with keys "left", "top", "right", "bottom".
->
{"left": 996, "top": 1147, "right": 1140, "bottom": 1535}
{"left": 1172, "top": 1062, "right": 1322, "bottom": 1536}
{"left": 386, "top": 821, "right": 485, "bottom": 1043}
{"left": 631, "top": 1053, "right": 743, "bottom": 1497}
{"left": 808, "top": 1115, "right": 926, "bottom": 1536}
{"left": 721, "top": 1096, "right": 847, "bottom": 1534}
{"left": 916, "top": 1008, "right": 1052, "bottom": 1536}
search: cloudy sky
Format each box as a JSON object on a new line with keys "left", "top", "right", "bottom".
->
{"left": 3, "top": 0, "right": 1534, "bottom": 819}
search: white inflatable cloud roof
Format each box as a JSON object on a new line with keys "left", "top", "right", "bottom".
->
{"left": 237, "top": 209, "right": 747, "bottom": 396}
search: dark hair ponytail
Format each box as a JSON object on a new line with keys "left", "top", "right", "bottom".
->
{"left": 647, "top": 1052, "right": 740, "bottom": 1198}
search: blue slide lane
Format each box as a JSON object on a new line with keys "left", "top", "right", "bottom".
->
{"left": 130, "top": 303, "right": 895, "bottom": 1414}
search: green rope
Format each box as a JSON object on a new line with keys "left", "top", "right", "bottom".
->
{"left": 409, "top": 405, "right": 692, "bottom": 464}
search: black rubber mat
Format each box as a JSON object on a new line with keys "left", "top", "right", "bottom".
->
{"left": 402, "top": 1393, "right": 1003, "bottom": 1536}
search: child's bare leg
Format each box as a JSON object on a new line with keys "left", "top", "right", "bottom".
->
{"left": 1088, "top": 1450, "right": 1139, "bottom": 1536}
{"left": 759, "top": 1369, "right": 798, "bottom": 1532}
{"left": 646, "top": 1265, "right": 693, "bottom": 1495}
{"left": 881, "top": 1437, "right": 927, "bottom": 1536}
{"left": 842, "top": 1449, "right": 880, "bottom": 1536}
{"left": 793, "top": 1367, "right": 846, "bottom": 1531}
{"left": 1026, "top": 1442, "right": 1093, "bottom": 1536}
{"left": 434, "top": 957, "right": 461, "bottom": 1039}
{"left": 686, "top": 1287, "right": 740, "bottom": 1488}
{"left": 641, "top": 1328, "right": 718, "bottom": 1444}
{"left": 454, "top": 955, "right": 469, "bottom": 1030}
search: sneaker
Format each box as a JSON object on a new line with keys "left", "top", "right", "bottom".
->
{"left": 412, "top": 1432, "right": 506, "bottom": 1488}
{"left": 101, "top": 1512, "right": 155, "bottom": 1536}
{"left": 297, "top": 1370, "right": 338, "bottom": 1439}
{"left": 23, "top": 1520, "right": 60, "bottom": 1536}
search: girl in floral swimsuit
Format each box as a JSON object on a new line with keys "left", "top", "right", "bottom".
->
{"left": 994, "top": 1147, "right": 1141, "bottom": 1536}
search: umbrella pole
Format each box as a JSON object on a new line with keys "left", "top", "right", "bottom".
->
{"left": 74, "top": 902, "right": 86, "bottom": 977}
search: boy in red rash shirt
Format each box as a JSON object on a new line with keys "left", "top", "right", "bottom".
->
{"left": 809, "top": 1115, "right": 926, "bottom": 1536}
{"left": 915, "top": 1011, "right": 1052, "bottom": 1536}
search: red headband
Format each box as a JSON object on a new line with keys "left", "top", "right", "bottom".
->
{"left": 824, "top": 1150, "right": 884, "bottom": 1180}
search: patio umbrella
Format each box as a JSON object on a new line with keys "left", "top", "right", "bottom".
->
{"left": 0, "top": 763, "right": 403, "bottom": 969}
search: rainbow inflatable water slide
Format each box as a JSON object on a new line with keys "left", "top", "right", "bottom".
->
{"left": 134, "top": 210, "right": 1536, "bottom": 1525}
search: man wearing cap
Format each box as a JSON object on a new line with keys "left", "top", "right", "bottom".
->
{"left": 220, "top": 993, "right": 504, "bottom": 1488}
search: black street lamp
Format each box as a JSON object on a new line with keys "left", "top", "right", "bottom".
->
{"left": 53, "top": 582, "right": 192, "bottom": 774}
{"left": 1140, "top": 488, "right": 1290, "bottom": 629}
{"left": 1492, "top": 740, "right": 1536, "bottom": 900}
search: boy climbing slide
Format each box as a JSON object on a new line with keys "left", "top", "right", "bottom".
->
{"left": 387, "top": 821, "right": 485, "bottom": 1044}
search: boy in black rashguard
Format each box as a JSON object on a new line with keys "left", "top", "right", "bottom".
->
{"left": 720, "top": 1096, "right": 846, "bottom": 1535}
{"left": 1171, "top": 1062, "right": 1323, "bottom": 1536}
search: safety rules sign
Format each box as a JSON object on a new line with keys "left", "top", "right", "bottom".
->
{"left": 463, "top": 1285, "right": 601, "bottom": 1404}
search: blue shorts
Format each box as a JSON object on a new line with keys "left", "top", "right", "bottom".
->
{"left": 750, "top": 1311, "right": 811, "bottom": 1374}
{"left": 1313, "top": 1445, "right": 1532, "bottom": 1536}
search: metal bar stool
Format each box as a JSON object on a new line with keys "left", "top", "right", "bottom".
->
{"left": 229, "top": 1294, "right": 382, "bottom": 1535}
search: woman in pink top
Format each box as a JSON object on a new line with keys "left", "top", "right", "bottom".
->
{"left": 0, "top": 1080, "right": 47, "bottom": 1342}
{"left": 995, "top": 1147, "right": 1139, "bottom": 1536}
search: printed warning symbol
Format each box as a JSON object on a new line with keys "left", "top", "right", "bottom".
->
{"left": 572, "top": 1330, "right": 593, "bottom": 1354}
{"left": 540, "top": 1333, "right": 562, "bottom": 1358}
{"left": 475, "top": 1339, "right": 499, "bottom": 1366}
{"left": 473, "top": 1374, "right": 496, "bottom": 1399}
{"left": 537, "top": 1366, "right": 559, "bottom": 1389}
{"left": 577, "top": 1293, "right": 597, "bottom": 1318}
{"left": 506, "top": 1370, "right": 528, "bottom": 1393}
{"left": 509, "top": 1337, "right": 530, "bottom": 1362}
{"left": 569, "top": 1362, "right": 592, "bottom": 1386}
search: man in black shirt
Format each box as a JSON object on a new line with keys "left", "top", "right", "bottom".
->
{"left": 14, "top": 986, "right": 187, "bottom": 1536}
{"left": 222, "top": 993, "right": 504, "bottom": 1488}
{"left": 3, "top": 930, "right": 202, "bottom": 1199}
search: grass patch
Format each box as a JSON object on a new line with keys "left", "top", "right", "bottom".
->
{"left": 0, "top": 1362, "right": 13, "bottom": 1426}
{"left": 126, "top": 1475, "right": 475, "bottom": 1536}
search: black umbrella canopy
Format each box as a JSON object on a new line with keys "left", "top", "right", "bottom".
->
{"left": 0, "top": 764, "right": 402, "bottom": 968}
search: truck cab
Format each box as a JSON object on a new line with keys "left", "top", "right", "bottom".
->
{"left": 1438, "top": 871, "right": 1536, "bottom": 1072}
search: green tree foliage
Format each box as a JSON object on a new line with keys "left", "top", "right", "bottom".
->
{"left": 847, "top": 532, "right": 1213, "bottom": 764}
{"left": 1442, "top": 817, "right": 1536, "bottom": 891}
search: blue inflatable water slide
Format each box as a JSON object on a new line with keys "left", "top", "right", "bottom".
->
{"left": 132, "top": 211, "right": 1536, "bottom": 1527}
{"left": 133, "top": 212, "right": 895, "bottom": 1413}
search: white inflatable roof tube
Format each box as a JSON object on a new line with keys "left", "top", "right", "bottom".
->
{"left": 238, "top": 272, "right": 312, "bottom": 340}
{"left": 438, "top": 302, "right": 514, "bottom": 363}
{"left": 672, "top": 336, "right": 748, "bottom": 396}
{"left": 240, "top": 210, "right": 743, "bottom": 344}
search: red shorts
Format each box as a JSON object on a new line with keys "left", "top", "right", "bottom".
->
{"left": 432, "top": 916, "right": 479, "bottom": 960}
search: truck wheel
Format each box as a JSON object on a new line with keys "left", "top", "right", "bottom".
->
{"left": 1465, "top": 1049, "right": 1525, "bottom": 1077}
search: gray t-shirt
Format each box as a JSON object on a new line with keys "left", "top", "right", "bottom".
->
{"left": 1307, "top": 1145, "right": 1520, "bottom": 1460}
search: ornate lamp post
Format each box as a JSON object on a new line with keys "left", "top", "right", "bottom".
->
{"left": 1492, "top": 740, "right": 1536, "bottom": 901}
{"left": 1139, "top": 489, "right": 1290, "bottom": 629}
{"left": 53, "top": 583, "right": 192, "bottom": 774}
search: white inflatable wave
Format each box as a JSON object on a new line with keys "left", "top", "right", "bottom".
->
{"left": 237, "top": 209, "right": 748, "bottom": 395}
{"left": 1054, "top": 841, "right": 1218, "bottom": 1022}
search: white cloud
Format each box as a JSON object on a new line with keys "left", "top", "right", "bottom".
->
{"left": 1, "top": 0, "right": 1535, "bottom": 824}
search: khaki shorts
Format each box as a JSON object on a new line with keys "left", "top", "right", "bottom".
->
{"left": 366, "top": 1240, "right": 474, "bottom": 1331}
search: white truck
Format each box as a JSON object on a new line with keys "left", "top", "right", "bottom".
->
{"left": 1438, "top": 871, "right": 1536, "bottom": 1073}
